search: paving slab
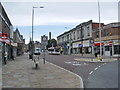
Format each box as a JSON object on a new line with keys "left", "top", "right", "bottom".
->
{"left": 2, "top": 54, "right": 83, "bottom": 88}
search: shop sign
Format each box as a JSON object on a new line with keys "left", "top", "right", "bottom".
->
{"left": 94, "top": 42, "right": 104, "bottom": 46}
{"left": 83, "top": 40, "right": 89, "bottom": 47}
{"left": 109, "top": 41, "right": 113, "bottom": 46}
{"left": 0, "top": 33, "right": 8, "bottom": 39}
{"left": 11, "top": 43, "right": 18, "bottom": 47}
{"left": 104, "top": 41, "right": 113, "bottom": 46}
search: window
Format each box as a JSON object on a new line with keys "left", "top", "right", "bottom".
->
{"left": 70, "top": 33, "right": 71, "bottom": 40}
{"left": 74, "top": 32, "right": 76, "bottom": 40}
{"left": 77, "top": 30, "right": 80, "bottom": 39}
{"left": 67, "top": 34, "right": 69, "bottom": 41}
{"left": 81, "top": 27, "right": 84, "bottom": 38}
{"left": 104, "top": 29, "right": 109, "bottom": 36}
{"left": 62, "top": 37, "right": 64, "bottom": 42}
{"left": 105, "top": 46, "right": 110, "bottom": 51}
{"left": 87, "top": 26, "right": 90, "bottom": 36}
{"left": 96, "top": 31, "right": 99, "bottom": 38}
{"left": 114, "top": 45, "right": 120, "bottom": 54}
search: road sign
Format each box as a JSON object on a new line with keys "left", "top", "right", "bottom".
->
{"left": 41, "top": 35, "right": 48, "bottom": 46}
{"left": 89, "top": 38, "right": 94, "bottom": 46}
{"left": 78, "top": 44, "right": 83, "bottom": 48}
{"left": 41, "top": 35, "right": 48, "bottom": 50}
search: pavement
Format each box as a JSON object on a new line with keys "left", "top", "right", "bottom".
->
{"left": 2, "top": 54, "right": 83, "bottom": 88}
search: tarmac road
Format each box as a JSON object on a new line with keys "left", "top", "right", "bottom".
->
{"left": 43, "top": 54, "right": 104, "bottom": 87}
{"left": 86, "top": 60, "right": 119, "bottom": 88}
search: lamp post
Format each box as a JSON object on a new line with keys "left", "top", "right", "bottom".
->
{"left": 31, "top": 6, "right": 44, "bottom": 60}
{"left": 98, "top": 0, "right": 102, "bottom": 59}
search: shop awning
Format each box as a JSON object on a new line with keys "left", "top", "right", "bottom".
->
{"left": 0, "top": 38, "right": 10, "bottom": 44}
{"left": 94, "top": 42, "right": 104, "bottom": 46}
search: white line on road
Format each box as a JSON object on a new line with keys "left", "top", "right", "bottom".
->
{"left": 98, "top": 65, "right": 101, "bottom": 68}
{"left": 89, "top": 71, "right": 93, "bottom": 75}
{"left": 94, "top": 68, "right": 98, "bottom": 71}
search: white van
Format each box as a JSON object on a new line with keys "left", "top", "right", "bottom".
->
{"left": 34, "top": 48, "right": 41, "bottom": 55}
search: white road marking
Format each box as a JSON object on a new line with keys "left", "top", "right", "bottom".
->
{"left": 73, "top": 64, "right": 82, "bottom": 66}
{"left": 89, "top": 71, "right": 93, "bottom": 75}
{"left": 65, "top": 61, "right": 88, "bottom": 66}
{"left": 94, "top": 68, "right": 98, "bottom": 71}
{"left": 98, "top": 65, "right": 101, "bottom": 68}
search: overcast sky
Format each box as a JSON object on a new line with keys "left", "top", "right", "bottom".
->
{"left": 1, "top": 0, "right": 119, "bottom": 44}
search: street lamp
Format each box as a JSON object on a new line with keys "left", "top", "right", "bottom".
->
{"left": 98, "top": 0, "right": 102, "bottom": 60}
{"left": 31, "top": 6, "right": 44, "bottom": 60}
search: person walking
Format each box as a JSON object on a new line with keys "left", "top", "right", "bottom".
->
{"left": 4, "top": 51, "right": 7, "bottom": 64}
{"left": 95, "top": 50, "right": 98, "bottom": 58}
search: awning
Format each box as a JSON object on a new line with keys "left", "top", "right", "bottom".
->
{"left": 94, "top": 42, "right": 104, "bottom": 46}
{"left": 0, "top": 38, "right": 10, "bottom": 44}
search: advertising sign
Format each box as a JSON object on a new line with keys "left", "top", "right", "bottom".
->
{"left": 0, "top": 33, "right": 8, "bottom": 39}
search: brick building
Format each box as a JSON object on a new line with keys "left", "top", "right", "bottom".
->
{"left": 14, "top": 28, "right": 25, "bottom": 56}
{"left": 93, "top": 22, "right": 120, "bottom": 57}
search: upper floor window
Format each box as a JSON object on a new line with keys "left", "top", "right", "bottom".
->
{"left": 70, "top": 33, "right": 72, "bottom": 40}
{"left": 87, "top": 26, "right": 90, "bottom": 36}
{"left": 67, "top": 34, "right": 69, "bottom": 41}
{"left": 74, "top": 32, "right": 76, "bottom": 40}
{"left": 77, "top": 30, "right": 80, "bottom": 39}
{"left": 96, "top": 31, "right": 99, "bottom": 38}
{"left": 81, "top": 27, "right": 84, "bottom": 38}
{"left": 62, "top": 37, "right": 64, "bottom": 42}
{"left": 104, "top": 29, "right": 109, "bottom": 36}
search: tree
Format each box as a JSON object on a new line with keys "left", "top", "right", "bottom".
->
{"left": 47, "top": 39, "right": 57, "bottom": 48}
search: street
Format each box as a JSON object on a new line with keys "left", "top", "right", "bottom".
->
{"left": 1, "top": 1, "right": 120, "bottom": 89}
{"left": 2, "top": 52, "right": 118, "bottom": 89}
{"left": 41, "top": 53, "right": 111, "bottom": 87}
{"left": 39, "top": 52, "right": 118, "bottom": 88}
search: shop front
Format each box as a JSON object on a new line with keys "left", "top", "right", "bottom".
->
{"left": 113, "top": 40, "right": 120, "bottom": 57}
{"left": 0, "top": 38, "right": 10, "bottom": 65}
{"left": 94, "top": 40, "right": 120, "bottom": 57}
{"left": 72, "top": 42, "right": 82, "bottom": 54}
{"left": 104, "top": 41, "right": 113, "bottom": 56}
{"left": 83, "top": 40, "right": 91, "bottom": 54}
{"left": 94, "top": 42, "right": 104, "bottom": 55}
{"left": 0, "top": 41, "right": 2, "bottom": 67}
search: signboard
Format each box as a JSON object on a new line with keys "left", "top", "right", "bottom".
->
{"left": 41, "top": 35, "right": 48, "bottom": 49}
{"left": 78, "top": 44, "right": 83, "bottom": 48}
{"left": 89, "top": 38, "right": 94, "bottom": 46}
{"left": 11, "top": 43, "right": 18, "bottom": 47}
{"left": 0, "top": 33, "right": 8, "bottom": 39}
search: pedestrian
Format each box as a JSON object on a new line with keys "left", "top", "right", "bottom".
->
{"left": 95, "top": 50, "right": 98, "bottom": 58}
{"left": 4, "top": 51, "right": 7, "bottom": 64}
{"left": 60, "top": 47, "right": 63, "bottom": 54}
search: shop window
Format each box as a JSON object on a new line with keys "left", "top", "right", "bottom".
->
{"left": 104, "top": 29, "right": 109, "bottom": 36}
{"left": 114, "top": 45, "right": 120, "bottom": 54}
{"left": 105, "top": 46, "right": 110, "bottom": 51}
